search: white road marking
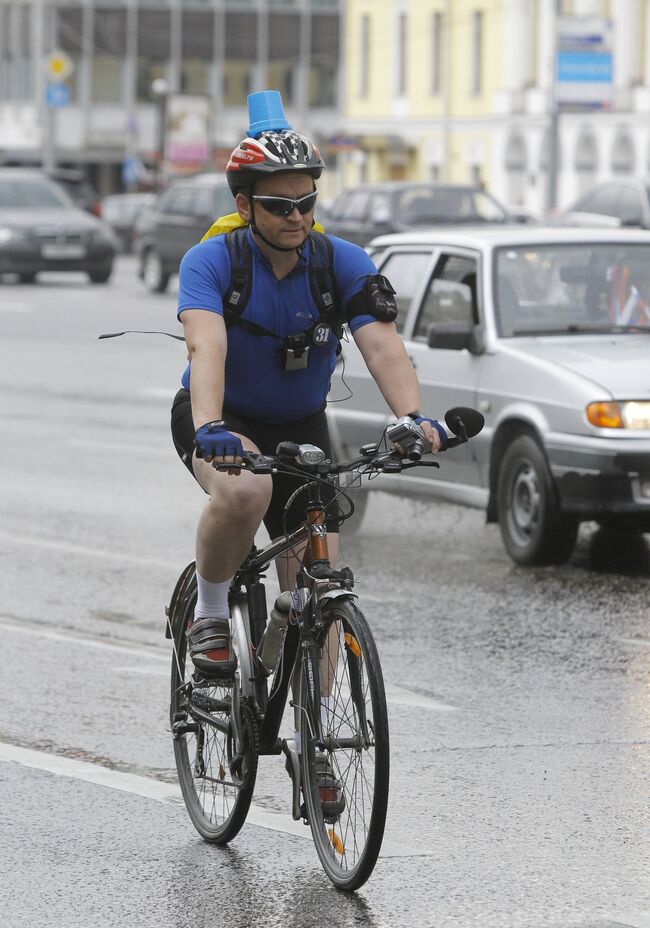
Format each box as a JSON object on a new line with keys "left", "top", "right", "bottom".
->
{"left": 0, "top": 531, "right": 178, "bottom": 570}
{"left": 610, "top": 916, "right": 650, "bottom": 928}
{"left": 0, "top": 617, "right": 458, "bottom": 711}
{"left": 0, "top": 617, "right": 169, "bottom": 660}
{"left": 616, "top": 637, "right": 650, "bottom": 649}
{"left": 385, "top": 682, "right": 457, "bottom": 712}
{"left": 0, "top": 742, "right": 415, "bottom": 856}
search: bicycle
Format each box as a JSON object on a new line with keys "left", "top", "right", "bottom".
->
{"left": 165, "top": 406, "right": 484, "bottom": 891}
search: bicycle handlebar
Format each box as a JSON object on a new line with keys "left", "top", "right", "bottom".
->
{"left": 211, "top": 406, "right": 485, "bottom": 478}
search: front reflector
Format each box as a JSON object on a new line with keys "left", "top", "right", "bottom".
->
{"left": 328, "top": 829, "right": 345, "bottom": 856}
{"left": 586, "top": 402, "right": 624, "bottom": 428}
{"left": 344, "top": 633, "right": 361, "bottom": 657}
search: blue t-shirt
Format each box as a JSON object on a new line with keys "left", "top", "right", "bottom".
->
{"left": 177, "top": 229, "right": 378, "bottom": 424}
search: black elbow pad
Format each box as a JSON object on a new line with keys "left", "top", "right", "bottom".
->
{"left": 346, "top": 274, "right": 398, "bottom": 324}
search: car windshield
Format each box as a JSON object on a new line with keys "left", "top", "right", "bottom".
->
{"left": 494, "top": 244, "right": 650, "bottom": 336}
{"left": 397, "top": 187, "right": 507, "bottom": 225}
{"left": 0, "top": 178, "right": 72, "bottom": 209}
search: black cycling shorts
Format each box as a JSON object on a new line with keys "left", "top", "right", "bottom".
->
{"left": 170, "top": 388, "right": 340, "bottom": 538}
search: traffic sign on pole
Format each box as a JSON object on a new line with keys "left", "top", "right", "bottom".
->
{"left": 45, "top": 82, "right": 70, "bottom": 108}
{"left": 44, "top": 50, "right": 74, "bottom": 83}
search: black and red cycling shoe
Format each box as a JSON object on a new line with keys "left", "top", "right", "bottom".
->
{"left": 186, "top": 617, "right": 237, "bottom": 679}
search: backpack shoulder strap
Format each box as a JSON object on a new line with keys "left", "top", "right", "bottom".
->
{"left": 223, "top": 227, "right": 281, "bottom": 340}
{"left": 307, "top": 231, "right": 343, "bottom": 338}
{"left": 223, "top": 227, "right": 253, "bottom": 327}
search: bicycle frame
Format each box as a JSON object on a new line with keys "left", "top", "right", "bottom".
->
{"left": 228, "top": 483, "right": 353, "bottom": 757}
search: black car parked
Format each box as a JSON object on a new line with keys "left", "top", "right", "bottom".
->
{"left": 323, "top": 182, "right": 514, "bottom": 247}
{"left": 136, "top": 174, "right": 233, "bottom": 292}
{"left": 0, "top": 168, "right": 116, "bottom": 283}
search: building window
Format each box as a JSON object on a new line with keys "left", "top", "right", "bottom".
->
{"left": 136, "top": 9, "right": 171, "bottom": 103}
{"left": 92, "top": 9, "right": 127, "bottom": 104}
{"left": 269, "top": 13, "right": 300, "bottom": 106}
{"left": 181, "top": 10, "right": 214, "bottom": 96}
{"left": 309, "top": 12, "right": 338, "bottom": 107}
{"left": 431, "top": 11, "right": 442, "bottom": 95}
{"left": 224, "top": 11, "right": 257, "bottom": 107}
{"left": 359, "top": 14, "right": 370, "bottom": 98}
{"left": 471, "top": 9, "right": 483, "bottom": 96}
{"left": 397, "top": 12, "right": 407, "bottom": 97}
{"left": 55, "top": 6, "right": 84, "bottom": 103}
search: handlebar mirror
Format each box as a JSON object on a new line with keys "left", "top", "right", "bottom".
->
{"left": 444, "top": 406, "right": 484, "bottom": 439}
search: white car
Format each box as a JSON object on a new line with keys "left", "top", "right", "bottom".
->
{"left": 327, "top": 226, "right": 650, "bottom": 565}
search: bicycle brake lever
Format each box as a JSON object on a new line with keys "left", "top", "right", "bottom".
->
{"left": 251, "top": 455, "right": 274, "bottom": 473}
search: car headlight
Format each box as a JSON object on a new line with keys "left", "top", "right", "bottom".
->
{"left": 0, "top": 226, "right": 26, "bottom": 243}
{"left": 587, "top": 401, "right": 650, "bottom": 429}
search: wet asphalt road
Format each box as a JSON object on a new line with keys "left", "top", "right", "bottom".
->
{"left": 1, "top": 258, "right": 649, "bottom": 928}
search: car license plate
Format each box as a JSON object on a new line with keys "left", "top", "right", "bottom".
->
{"left": 41, "top": 243, "right": 86, "bottom": 259}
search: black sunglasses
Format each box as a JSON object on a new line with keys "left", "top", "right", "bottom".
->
{"left": 252, "top": 191, "right": 318, "bottom": 217}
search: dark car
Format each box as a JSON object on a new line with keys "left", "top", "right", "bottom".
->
{"left": 101, "top": 192, "right": 156, "bottom": 253}
{"left": 46, "top": 168, "right": 102, "bottom": 217}
{"left": 559, "top": 178, "right": 650, "bottom": 229}
{"left": 323, "top": 182, "right": 513, "bottom": 247}
{"left": 137, "top": 174, "right": 233, "bottom": 292}
{"left": 0, "top": 168, "right": 116, "bottom": 283}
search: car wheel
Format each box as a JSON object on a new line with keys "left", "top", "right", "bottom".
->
{"left": 497, "top": 435, "right": 578, "bottom": 566}
{"left": 18, "top": 272, "right": 37, "bottom": 284}
{"left": 88, "top": 262, "right": 113, "bottom": 284}
{"left": 142, "top": 249, "right": 169, "bottom": 293}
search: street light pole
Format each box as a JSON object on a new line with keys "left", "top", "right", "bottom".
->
{"left": 545, "top": 0, "right": 561, "bottom": 215}
{"left": 151, "top": 78, "right": 168, "bottom": 190}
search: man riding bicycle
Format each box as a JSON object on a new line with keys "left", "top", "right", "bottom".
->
{"left": 170, "top": 91, "right": 447, "bottom": 681}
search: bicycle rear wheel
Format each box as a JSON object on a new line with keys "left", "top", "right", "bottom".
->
{"left": 300, "top": 598, "right": 389, "bottom": 890}
{"left": 170, "top": 579, "right": 257, "bottom": 844}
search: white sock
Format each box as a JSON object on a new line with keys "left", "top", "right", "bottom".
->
{"left": 194, "top": 572, "right": 233, "bottom": 621}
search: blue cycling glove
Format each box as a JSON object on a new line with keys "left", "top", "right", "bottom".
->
{"left": 194, "top": 420, "right": 244, "bottom": 459}
{"left": 413, "top": 415, "right": 448, "bottom": 449}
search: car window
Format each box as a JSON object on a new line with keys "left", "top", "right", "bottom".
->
{"left": 472, "top": 191, "right": 507, "bottom": 221}
{"left": 163, "top": 186, "right": 196, "bottom": 216}
{"left": 328, "top": 194, "right": 347, "bottom": 220}
{"left": 618, "top": 188, "right": 644, "bottom": 226}
{"left": 0, "top": 177, "right": 71, "bottom": 209}
{"left": 414, "top": 253, "right": 478, "bottom": 340}
{"left": 338, "top": 191, "right": 371, "bottom": 221}
{"left": 368, "top": 192, "right": 391, "bottom": 224}
{"left": 574, "top": 185, "right": 619, "bottom": 217}
{"left": 494, "top": 243, "right": 650, "bottom": 335}
{"left": 374, "top": 250, "right": 432, "bottom": 333}
{"left": 212, "top": 185, "right": 234, "bottom": 219}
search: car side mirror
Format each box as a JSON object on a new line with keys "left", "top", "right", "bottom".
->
{"left": 427, "top": 321, "right": 483, "bottom": 354}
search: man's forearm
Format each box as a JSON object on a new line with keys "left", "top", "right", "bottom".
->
{"left": 188, "top": 346, "right": 226, "bottom": 430}
{"left": 363, "top": 339, "right": 422, "bottom": 417}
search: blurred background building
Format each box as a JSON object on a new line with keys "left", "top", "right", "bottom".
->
{"left": 0, "top": 0, "right": 648, "bottom": 214}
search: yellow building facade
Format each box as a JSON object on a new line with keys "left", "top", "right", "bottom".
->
{"left": 342, "top": 0, "right": 507, "bottom": 188}
{"left": 339, "top": 0, "right": 650, "bottom": 216}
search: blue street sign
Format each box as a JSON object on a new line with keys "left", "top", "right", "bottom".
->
{"left": 557, "top": 51, "right": 613, "bottom": 84}
{"left": 45, "top": 82, "right": 70, "bottom": 108}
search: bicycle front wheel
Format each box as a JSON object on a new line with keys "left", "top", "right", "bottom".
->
{"left": 170, "top": 580, "right": 257, "bottom": 844}
{"left": 300, "top": 598, "right": 389, "bottom": 890}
